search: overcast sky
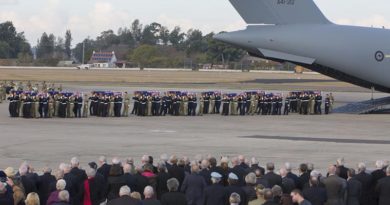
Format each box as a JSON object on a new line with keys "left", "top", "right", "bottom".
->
{"left": 1, "top": 0, "right": 390, "bottom": 47}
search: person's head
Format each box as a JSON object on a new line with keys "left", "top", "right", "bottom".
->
{"left": 348, "top": 168, "right": 356, "bottom": 178}
{"left": 167, "top": 178, "right": 179, "bottom": 192}
{"left": 357, "top": 162, "right": 366, "bottom": 173}
{"left": 209, "top": 157, "right": 217, "bottom": 167}
{"left": 119, "top": 185, "right": 131, "bottom": 197}
{"left": 245, "top": 172, "right": 256, "bottom": 185}
{"left": 43, "top": 167, "right": 52, "bottom": 174}
{"left": 266, "top": 162, "right": 275, "bottom": 172}
{"left": 157, "top": 162, "right": 167, "bottom": 173}
{"left": 290, "top": 189, "right": 305, "bottom": 203}
{"left": 279, "top": 168, "right": 288, "bottom": 177}
{"left": 336, "top": 158, "right": 345, "bottom": 166}
{"left": 112, "top": 157, "right": 121, "bottom": 165}
{"left": 141, "top": 155, "right": 150, "bottom": 165}
{"left": 263, "top": 188, "right": 273, "bottom": 201}
{"left": 86, "top": 167, "right": 96, "bottom": 178}
{"left": 284, "top": 162, "right": 292, "bottom": 172}
{"left": 231, "top": 157, "right": 239, "bottom": 166}
{"left": 211, "top": 172, "right": 222, "bottom": 184}
{"left": 25, "top": 192, "right": 40, "bottom": 205}
{"left": 56, "top": 179, "right": 66, "bottom": 191}
{"left": 160, "top": 153, "right": 168, "bottom": 163}
{"left": 123, "top": 163, "right": 132, "bottom": 174}
{"left": 309, "top": 176, "right": 319, "bottom": 187}
{"left": 201, "top": 159, "right": 209, "bottom": 170}
{"left": 307, "top": 163, "right": 314, "bottom": 172}
{"left": 58, "top": 190, "right": 70, "bottom": 202}
{"left": 169, "top": 155, "right": 178, "bottom": 165}
{"left": 59, "top": 163, "right": 71, "bottom": 174}
{"left": 229, "top": 193, "right": 241, "bottom": 205}
{"left": 376, "top": 160, "right": 384, "bottom": 169}
{"left": 255, "top": 184, "right": 265, "bottom": 198}
{"left": 144, "top": 186, "right": 154, "bottom": 199}
{"left": 130, "top": 192, "right": 142, "bottom": 200}
{"left": 228, "top": 173, "right": 239, "bottom": 185}
{"left": 272, "top": 185, "right": 283, "bottom": 197}
{"left": 299, "top": 163, "right": 308, "bottom": 174}
{"left": 88, "top": 162, "right": 98, "bottom": 170}
{"left": 191, "top": 163, "right": 200, "bottom": 174}
{"left": 109, "top": 164, "right": 123, "bottom": 176}
{"left": 19, "top": 164, "right": 29, "bottom": 176}
{"left": 328, "top": 165, "right": 337, "bottom": 175}
{"left": 386, "top": 166, "right": 390, "bottom": 176}
{"left": 238, "top": 155, "right": 245, "bottom": 164}
{"left": 70, "top": 157, "right": 80, "bottom": 168}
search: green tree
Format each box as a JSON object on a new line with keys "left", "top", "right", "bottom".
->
{"left": 131, "top": 19, "right": 143, "bottom": 45}
{"left": 141, "top": 22, "right": 161, "bottom": 45}
{"left": 206, "top": 32, "right": 245, "bottom": 67}
{"left": 169, "top": 26, "right": 185, "bottom": 49}
{"left": 131, "top": 44, "right": 158, "bottom": 69}
{"left": 159, "top": 26, "right": 170, "bottom": 45}
{"left": 0, "top": 21, "right": 31, "bottom": 58}
{"left": 65, "top": 30, "right": 72, "bottom": 59}
{"left": 185, "top": 29, "right": 206, "bottom": 57}
{"left": 0, "top": 41, "right": 11, "bottom": 58}
{"left": 37, "top": 32, "right": 55, "bottom": 59}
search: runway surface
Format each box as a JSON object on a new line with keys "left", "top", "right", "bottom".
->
{"left": 1, "top": 89, "right": 389, "bottom": 174}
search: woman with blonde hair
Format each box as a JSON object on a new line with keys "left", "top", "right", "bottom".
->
{"left": 25, "top": 192, "right": 40, "bottom": 205}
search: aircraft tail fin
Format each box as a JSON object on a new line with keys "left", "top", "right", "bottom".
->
{"left": 229, "top": 0, "right": 331, "bottom": 25}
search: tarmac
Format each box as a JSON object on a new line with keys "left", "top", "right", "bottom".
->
{"left": 1, "top": 85, "right": 390, "bottom": 174}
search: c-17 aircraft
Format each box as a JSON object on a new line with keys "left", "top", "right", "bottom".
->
{"left": 215, "top": 0, "right": 390, "bottom": 93}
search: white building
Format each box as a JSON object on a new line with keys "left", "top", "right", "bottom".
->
{"left": 89, "top": 51, "right": 117, "bottom": 68}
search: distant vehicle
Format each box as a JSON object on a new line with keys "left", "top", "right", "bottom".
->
{"left": 215, "top": 0, "right": 390, "bottom": 93}
{"left": 76, "top": 64, "right": 91, "bottom": 70}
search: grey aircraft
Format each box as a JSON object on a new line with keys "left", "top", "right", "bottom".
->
{"left": 215, "top": 0, "right": 390, "bottom": 93}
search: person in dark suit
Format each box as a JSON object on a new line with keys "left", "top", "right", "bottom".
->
{"left": 79, "top": 168, "right": 105, "bottom": 205}
{"left": 37, "top": 167, "right": 56, "bottom": 205}
{"left": 121, "top": 164, "right": 137, "bottom": 193}
{"left": 336, "top": 158, "right": 349, "bottom": 180}
{"left": 225, "top": 173, "right": 247, "bottom": 205}
{"left": 203, "top": 172, "right": 228, "bottom": 205}
{"left": 180, "top": 164, "right": 207, "bottom": 205}
{"left": 284, "top": 162, "right": 299, "bottom": 187}
{"left": 303, "top": 177, "right": 327, "bottom": 205}
{"left": 346, "top": 169, "right": 362, "bottom": 205}
{"left": 199, "top": 160, "right": 212, "bottom": 186}
{"left": 107, "top": 164, "right": 126, "bottom": 201}
{"left": 242, "top": 172, "right": 257, "bottom": 203}
{"left": 230, "top": 157, "right": 247, "bottom": 186}
{"left": 107, "top": 185, "right": 141, "bottom": 205}
{"left": 70, "top": 157, "right": 87, "bottom": 205}
{"left": 355, "top": 163, "right": 373, "bottom": 205}
{"left": 161, "top": 178, "right": 187, "bottom": 205}
{"left": 262, "top": 188, "right": 279, "bottom": 205}
{"left": 297, "top": 163, "right": 310, "bottom": 190}
{"left": 97, "top": 156, "right": 111, "bottom": 181}
{"left": 156, "top": 163, "right": 170, "bottom": 199}
{"left": 375, "top": 166, "right": 390, "bottom": 205}
{"left": 279, "top": 168, "right": 296, "bottom": 195}
{"left": 264, "top": 162, "right": 282, "bottom": 188}
{"left": 250, "top": 158, "right": 265, "bottom": 176}
{"left": 19, "top": 165, "right": 37, "bottom": 195}
{"left": 255, "top": 168, "right": 270, "bottom": 188}
{"left": 142, "top": 186, "right": 161, "bottom": 205}
{"left": 0, "top": 181, "right": 13, "bottom": 205}
{"left": 321, "top": 165, "right": 347, "bottom": 205}
{"left": 167, "top": 157, "right": 185, "bottom": 190}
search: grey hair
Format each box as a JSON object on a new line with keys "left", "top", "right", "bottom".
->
{"left": 112, "top": 157, "right": 121, "bottom": 165}
{"left": 86, "top": 167, "right": 96, "bottom": 178}
{"left": 376, "top": 160, "right": 384, "bottom": 169}
{"left": 144, "top": 186, "right": 154, "bottom": 198}
{"left": 357, "top": 162, "right": 366, "bottom": 173}
{"left": 229, "top": 192, "right": 241, "bottom": 204}
{"left": 272, "top": 185, "right": 283, "bottom": 196}
{"left": 284, "top": 162, "right": 292, "bottom": 171}
{"left": 19, "top": 164, "right": 28, "bottom": 176}
{"left": 98, "top": 156, "right": 107, "bottom": 163}
{"left": 386, "top": 166, "right": 390, "bottom": 175}
{"left": 58, "top": 190, "right": 69, "bottom": 202}
{"left": 266, "top": 162, "right": 275, "bottom": 171}
{"left": 337, "top": 158, "right": 345, "bottom": 166}
{"left": 43, "top": 167, "right": 52, "bottom": 174}
{"left": 245, "top": 172, "right": 257, "bottom": 184}
{"left": 70, "top": 157, "right": 80, "bottom": 167}
{"left": 167, "top": 178, "right": 179, "bottom": 192}
{"left": 123, "top": 163, "right": 131, "bottom": 174}
{"left": 160, "top": 154, "right": 168, "bottom": 162}
{"left": 119, "top": 186, "right": 131, "bottom": 196}
{"left": 201, "top": 159, "right": 209, "bottom": 169}
{"left": 56, "top": 179, "right": 67, "bottom": 190}
{"left": 251, "top": 157, "right": 258, "bottom": 166}
{"left": 54, "top": 169, "right": 64, "bottom": 180}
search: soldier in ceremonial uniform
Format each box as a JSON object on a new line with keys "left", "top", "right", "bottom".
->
{"left": 284, "top": 96, "right": 290, "bottom": 115}
{"left": 131, "top": 93, "right": 140, "bottom": 115}
{"left": 215, "top": 93, "right": 222, "bottom": 114}
{"left": 23, "top": 94, "right": 33, "bottom": 118}
{"left": 152, "top": 94, "right": 161, "bottom": 116}
{"left": 209, "top": 94, "right": 215, "bottom": 114}
{"left": 315, "top": 93, "right": 322, "bottom": 114}
{"left": 222, "top": 95, "right": 230, "bottom": 116}
{"left": 114, "top": 94, "right": 123, "bottom": 117}
{"left": 39, "top": 94, "right": 49, "bottom": 118}
{"left": 74, "top": 94, "right": 83, "bottom": 118}
{"left": 147, "top": 95, "right": 153, "bottom": 116}
{"left": 182, "top": 95, "right": 188, "bottom": 116}
{"left": 68, "top": 96, "right": 75, "bottom": 118}
{"left": 203, "top": 94, "right": 210, "bottom": 114}
{"left": 48, "top": 95, "right": 55, "bottom": 118}
{"left": 83, "top": 94, "right": 89, "bottom": 118}
{"left": 138, "top": 95, "right": 147, "bottom": 116}
{"left": 309, "top": 94, "right": 315, "bottom": 115}
{"left": 325, "top": 94, "right": 331, "bottom": 114}
{"left": 8, "top": 92, "right": 19, "bottom": 117}
{"left": 122, "top": 92, "right": 130, "bottom": 117}
{"left": 160, "top": 93, "right": 168, "bottom": 116}
{"left": 198, "top": 94, "right": 204, "bottom": 116}
{"left": 109, "top": 95, "right": 115, "bottom": 117}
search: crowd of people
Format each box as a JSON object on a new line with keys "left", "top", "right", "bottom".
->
{"left": 0, "top": 155, "right": 389, "bottom": 205}
{"left": 1, "top": 81, "right": 336, "bottom": 119}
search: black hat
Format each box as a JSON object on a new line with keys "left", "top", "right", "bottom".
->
{"left": 0, "top": 170, "right": 6, "bottom": 182}
{"left": 88, "top": 162, "right": 98, "bottom": 170}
